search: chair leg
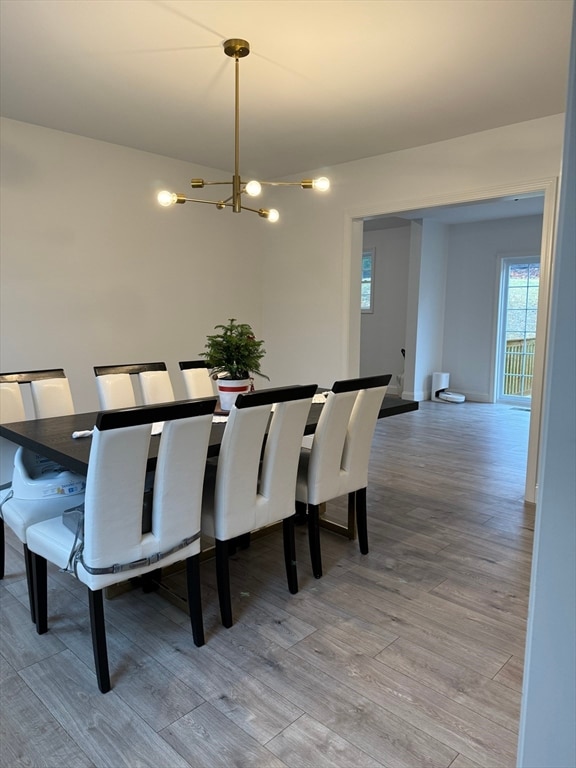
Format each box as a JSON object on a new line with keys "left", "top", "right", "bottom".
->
{"left": 88, "top": 589, "right": 111, "bottom": 693}
{"left": 294, "top": 500, "right": 307, "bottom": 526}
{"left": 30, "top": 551, "right": 47, "bottom": 634}
{"left": 356, "top": 487, "right": 369, "bottom": 555}
{"left": 236, "top": 532, "right": 251, "bottom": 550}
{"left": 228, "top": 532, "right": 250, "bottom": 555}
{"left": 0, "top": 518, "right": 4, "bottom": 580}
{"left": 282, "top": 517, "right": 298, "bottom": 594}
{"left": 141, "top": 567, "right": 162, "bottom": 593}
{"left": 307, "top": 504, "right": 323, "bottom": 579}
{"left": 186, "top": 554, "right": 205, "bottom": 647}
{"left": 23, "top": 544, "right": 37, "bottom": 623}
{"left": 215, "top": 539, "right": 233, "bottom": 628}
{"left": 347, "top": 492, "right": 357, "bottom": 540}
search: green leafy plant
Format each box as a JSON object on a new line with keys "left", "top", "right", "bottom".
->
{"left": 202, "top": 318, "right": 269, "bottom": 381}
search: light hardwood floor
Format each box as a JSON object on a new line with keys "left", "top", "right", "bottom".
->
{"left": 0, "top": 401, "right": 534, "bottom": 768}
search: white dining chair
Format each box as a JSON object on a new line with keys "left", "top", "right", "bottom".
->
{"left": 0, "top": 369, "right": 86, "bottom": 612}
{"left": 30, "top": 373, "right": 75, "bottom": 417}
{"left": 179, "top": 360, "right": 215, "bottom": 399}
{"left": 139, "top": 368, "right": 175, "bottom": 405}
{"left": 94, "top": 362, "right": 175, "bottom": 408}
{"left": 1, "top": 369, "right": 81, "bottom": 498}
{"left": 201, "top": 384, "right": 317, "bottom": 628}
{"left": 26, "top": 397, "right": 216, "bottom": 693}
{"left": 295, "top": 374, "right": 391, "bottom": 578}
{"left": 0, "top": 380, "right": 26, "bottom": 582}
{"left": 94, "top": 370, "right": 137, "bottom": 410}
{"left": 0, "top": 381, "right": 24, "bottom": 492}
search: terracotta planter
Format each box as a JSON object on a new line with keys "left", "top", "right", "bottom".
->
{"left": 217, "top": 378, "right": 251, "bottom": 412}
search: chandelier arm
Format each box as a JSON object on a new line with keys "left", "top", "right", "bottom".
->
{"left": 257, "top": 181, "right": 304, "bottom": 187}
{"left": 225, "top": 184, "right": 260, "bottom": 204}
{"left": 196, "top": 181, "right": 234, "bottom": 186}
{"left": 240, "top": 205, "right": 279, "bottom": 221}
{"left": 257, "top": 179, "right": 330, "bottom": 191}
{"left": 181, "top": 197, "right": 231, "bottom": 207}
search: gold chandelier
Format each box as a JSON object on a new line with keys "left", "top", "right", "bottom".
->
{"left": 157, "top": 38, "right": 330, "bottom": 223}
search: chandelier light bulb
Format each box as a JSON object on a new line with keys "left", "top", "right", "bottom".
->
{"left": 267, "top": 208, "right": 280, "bottom": 223}
{"left": 312, "top": 177, "right": 330, "bottom": 192}
{"left": 245, "top": 180, "right": 262, "bottom": 197}
{"left": 157, "top": 190, "right": 177, "bottom": 207}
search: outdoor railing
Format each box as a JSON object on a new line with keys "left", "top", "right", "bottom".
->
{"left": 504, "top": 338, "right": 536, "bottom": 396}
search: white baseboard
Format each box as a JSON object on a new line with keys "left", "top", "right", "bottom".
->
{"left": 402, "top": 389, "right": 492, "bottom": 403}
{"left": 458, "top": 391, "right": 492, "bottom": 403}
{"left": 402, "top": 390, "right": 427, "bottom": 401}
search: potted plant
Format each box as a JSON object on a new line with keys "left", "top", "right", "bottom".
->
{"left": 201, "top": 318, "right": 269, "bottom": 411}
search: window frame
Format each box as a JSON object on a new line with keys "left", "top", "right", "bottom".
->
{"left": 361, "top": 247, "right": 375, "bottom": 313}
{"left": 496, "top": 254, "right": 540, "bottom": 403}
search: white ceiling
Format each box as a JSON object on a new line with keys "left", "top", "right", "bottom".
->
{"left": 0, "top": 0, "right": 572, "bottom": 179}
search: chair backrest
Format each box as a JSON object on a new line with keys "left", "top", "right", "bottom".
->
{"left": 0, "top": 369, "right": 76, "bottom": 487}
{"left": 212, "top": 384, "right": 317, "bottom": 540}
{"left": 0, "top": 380, "right": 26, "bottom": 489}
{"left": 81, "top": 398, "right": 216, "bottom": 582}
{"left": 179, "top": 360, "right": 215, "bottom": 399}
{"left": 0, "top": 380, "right": 25, "bottom": 423}
{"left": 94, "top": 363, "right": 174, "bottom": 408}
{"left": 30, "top": 376, "right": 75, "bottom": 418}
{"left": 139, "top": 369, "right": 175, "bottom": 405}
{"left": 94, "top": 370, "right": 137, "bottom": 410}
{"left": 304, "top": 382, "right": 359, "bottom": 505}
{"left": 0, "top": 369, "right": 75, "bottom": 418}
{"left": 304, "top": 374, "right": 391, "bottom": 504}
{"left": 339, "top": 374, "right": 391, "bottom": 493}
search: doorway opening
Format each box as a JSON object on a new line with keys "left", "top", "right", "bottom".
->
{"left": 350, "top": 179, "right": 557, "bottom": 503}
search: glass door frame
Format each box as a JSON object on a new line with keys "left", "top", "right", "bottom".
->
{"left": 495, "top": 253, "right": 540, "bottom": 405}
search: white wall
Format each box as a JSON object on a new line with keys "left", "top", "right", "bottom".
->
{"left": 412, "top": 220, "right": 448, "bottom": 400}
{"left": 0, "top": 118, "right": 265, "bottom": 411}
{"left": 517, "top": 10, "right": 576, "bottom": 766}
{"left": 443, "top": 215, "right": 544, "bottom": 400}
{"left": 402, "top": 221, "right": 422, "bottom": 400}
{"left": 360, "top": 225, "right": 410, "bottom": 390}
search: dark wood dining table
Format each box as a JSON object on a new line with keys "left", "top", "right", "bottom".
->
{"left": 0, "top": 395, "right": 417, "bottom": 475}
{"left": 0, "top": 394, "right": 418, "bottom": 541}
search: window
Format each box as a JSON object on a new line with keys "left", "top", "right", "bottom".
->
{"left": 361, "top": 248, "right": 375, "bottom": 313}
{"left": 497, "top": 256, "right": 540, "bottom": 402}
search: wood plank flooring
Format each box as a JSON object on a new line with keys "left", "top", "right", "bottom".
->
{"left": 0, "top": 401, "right": 534, "bottom": 767}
